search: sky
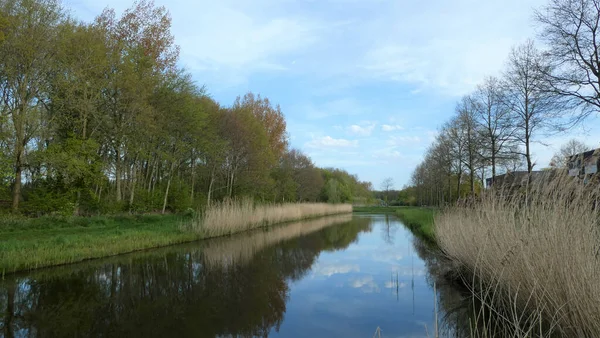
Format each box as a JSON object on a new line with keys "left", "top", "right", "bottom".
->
{"left": 65, "top": 0, "right": 600, "bottom": 189}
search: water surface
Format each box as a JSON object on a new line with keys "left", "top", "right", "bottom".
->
{"left": 1, "top": 214, "right": 465, "bottom": 337}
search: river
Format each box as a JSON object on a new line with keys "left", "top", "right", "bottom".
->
{"left": 0, "top": 214, "right": 470, "bottom": 338}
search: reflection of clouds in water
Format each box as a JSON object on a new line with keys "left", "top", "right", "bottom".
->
{"left": 371, "top": 249, "right": 404, "bottom": 263}
{"left": 391, "top": 265, "right": 426, "bottom": 276}
{"left": 349, "top": 275, "right": 380, "bottom": 293}
{"left": 384, "top": 281, "right": 407, "bottom": 289}
{"left": 314, "top": 263, "right": 360, "bottom": 277}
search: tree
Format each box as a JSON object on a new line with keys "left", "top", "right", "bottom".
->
{"left": 472, "top": 76, "right": 518, "bottom": 185}
{"left": 503, "top": 40, "right": 562, "bottom": 176}
{"left": 536, "top": 0, "right": 600, "bottom": 121}
{"left": 234, "top": 93, "right": 288, "bottom": 161}
{"left": 95, "top": 0, "right": 179, "bottom": 203}
{"left": 380, "top": 177, "right": 394, "bottom": 204}
{"left": 0, "top": 0, "right": 65, "bottom": 211}
{"left": 550, "top": 139, "right": 591, "bottom": 168}
{"left": 456, "top": 96, "right": 483, "bottom": 195}
{"left": 219, "top": 106, "right": 274, "bottom": 199}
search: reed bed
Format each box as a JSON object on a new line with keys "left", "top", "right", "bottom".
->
{"left": 436, "top": 175, "right": 600, "bottom": 337}
{"left": 187, "top": 199, "right": 352, "bottom": 238}
{"left": 202, "top": 214, "right": 352, "bottom": 267}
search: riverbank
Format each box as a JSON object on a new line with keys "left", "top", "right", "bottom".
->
{"left": 394, "top": 207, "right": 436, "bottom": 243}
{"left": 0, "top": 214, "right": 199, "bottom": 273}
{"left": 1, "top": 203, "right": 352, "bottom": 274}
{"left": 353, "top": 206, "right": 436, "bottom": 242}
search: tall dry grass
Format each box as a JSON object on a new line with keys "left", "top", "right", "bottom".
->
{"left": 186, "top": 199, "right": 352, "bottom": 238}
{"left": 436, "top": 174, "right": 600, "bottom": 337}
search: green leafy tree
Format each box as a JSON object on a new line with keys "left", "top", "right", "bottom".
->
{"left": 0, "top": 0, "right": 65, "bottom": 211}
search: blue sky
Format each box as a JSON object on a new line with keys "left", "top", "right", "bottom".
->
{"left": 66, "top": 0, "right": 600, "bottom": 189}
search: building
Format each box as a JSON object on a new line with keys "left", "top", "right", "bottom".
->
{"left": 567, "top": 148, "right": 600, "bottom": 184}
{"left": 485, "top": 171, "right": 550, "bottom": 189}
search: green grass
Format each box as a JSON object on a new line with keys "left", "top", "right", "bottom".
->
{"left": 0, "top": 214, "right": 200, "bottom": 274}
{"left": 394, "top": 207, "right": 436, "bottom": 243}
{"left": 352, "top": 206, "right": 407, "bottom": 213}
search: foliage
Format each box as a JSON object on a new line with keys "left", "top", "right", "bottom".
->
{"left": 0, "top": 0, "right": 370, "bottom": 216}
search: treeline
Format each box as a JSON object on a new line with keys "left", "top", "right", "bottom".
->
{"left": 0, "top": 0, "right": 371, "bottom": 215}
{"left": 404, "top": 0, "right": 600, "bottom": 207}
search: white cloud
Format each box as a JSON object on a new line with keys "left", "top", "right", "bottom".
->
{"left": 349, "top": 275, "right": 380, "bottom": 293}
{"left": 305, "top": 136, "right": 359, "bottom": 149}
{"left": 381, "top": 124, "right": 404, "bottom": 132}
{"left": 347, "top": 122, "right": 377, "bottom": 137}
{"left": 315, "top": 263, "right": 360, "bottom": 277}
{"left": 356, "top": 0, "right": 548, "bottom": 96}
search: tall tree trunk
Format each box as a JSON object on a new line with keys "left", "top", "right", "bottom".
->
{"left": 491, "top": 140, "right": 496, "bottom": 187}
{"left": 207, "top": 167, "right": 216, "bottom": 207}
{"left": 129, "top": 158, "right": 137, "bottom": 211}
{"left": 162, "top": 162, "right": 175, "bottom": 214}
{"left": 12, "top": 164, "right": 21, "bottom": 213}
{"left": 115, "top": 148, "right": 122, "bottom": 202}
{"left": 190, "top": 152, "right": 195, "bottom": 203}
{"left": 12, "top": 136, "right": 24, "bottom": 212}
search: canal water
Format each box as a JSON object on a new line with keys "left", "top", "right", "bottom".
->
{"left": 0, "top": 214, "right": 468, "bottom": 338}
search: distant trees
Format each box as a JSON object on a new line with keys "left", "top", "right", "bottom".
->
{"left": 403, "top": 1, "right": 600, "bottom": 206}
{"left": 550, "top": 139, "right": 591, "bottom": 168}
{"left": 380, "top": 177, "right": 394, "bottom": 204}
{"left": 0, "top": 0, "right": 370, "bottom": 215}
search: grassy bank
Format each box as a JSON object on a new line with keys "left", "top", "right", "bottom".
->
{"left": 0, "top": 214, "right": 199, "bottom": 273}
{"left": 1, "top": 202, "right": 352, "bottom": 274}
{"left": 352, "top": 205, "right": 436, "bottom": 242}
{"left": 394, "top": 207, "right": 436, "bottom": 242}
{"left": 436, "top": 177, "right": 600, "bottom": 336}
{"left": 352, "top": 206, "right": 402, "bottom": 213}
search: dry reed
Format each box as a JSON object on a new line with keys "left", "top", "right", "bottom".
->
{"left": 187, "top": 198, "right": 352, "bottom": 238}
{"left": 436, "top": 174, "right": 600, "bottom": 337}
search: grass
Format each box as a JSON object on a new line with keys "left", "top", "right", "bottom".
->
{"left": 186, "top": 199, "right": 352, "bottom": 237}
{"left": 352, "top": 205, "right": 406, "bottom": 213}
{"left": 435, "top": 175, "right": 600, "bottom": 337}
{"left": 1, "top": 202, "right": 352, "bottom": 274}
{"left": 394, "top": 207, "right": 436, "bottom": 242}
{"left": 0, "top": 214, "right": 199, "bottom": 273}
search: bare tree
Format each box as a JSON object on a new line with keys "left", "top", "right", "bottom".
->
{"left": 550, "top": 139, "right": 591, "bottom": 168}
{"left": 380, "top": 177, "right": 394, "bottom": 205}
{"left": 456, "top": 96, "right": 483, "bottom": 195}
{"left": 536, "top": 0, "right": 600, "bottom": 122}
{"left": 503, "top": 40, "right": 563, "bottom": 175}
{"left": 472, "top": 76, "right": 517, "bottom": 185}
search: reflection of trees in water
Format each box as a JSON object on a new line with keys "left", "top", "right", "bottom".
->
{"left": 381, "top": 214, "right": 401, "bottom": 245}
{"left": 0, "top": 216, "right": 372, "bottom": 338}
{"left": 203, "top": 214, "right": 353, "bottom": 267}
{"left": 412, "top": 237, "right": 482, "bottom": 338}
